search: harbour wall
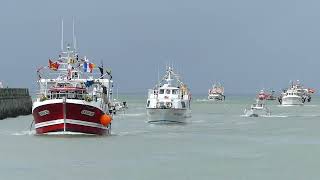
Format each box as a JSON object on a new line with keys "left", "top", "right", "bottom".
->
{"left": 0, "top": 88, "right": 32, "bottom": 119}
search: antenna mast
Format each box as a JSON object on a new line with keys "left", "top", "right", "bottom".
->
{"left": 73, "top": 18, "right": 77, "bottom": 50}
{"left": 61, "top": 19, "right": 64, "bottom": 51}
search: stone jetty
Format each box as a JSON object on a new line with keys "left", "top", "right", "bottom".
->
{"left": 0, "top": 88, "right": 32, "bottom": 119}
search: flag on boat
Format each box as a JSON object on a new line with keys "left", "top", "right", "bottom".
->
{"left": 83, "top": 62, "right": 95, "bottom": 73}
{"left": 48, "top": 59, "right": 60, "bottom": 71}
{"left": 85, "top": 80, "right": 94, "bottom": 87}
{"left": 106, "top": 68, "right": 112, "bottom": 79}
{"left": 68, "top": 57, "right": 76, "bottom": 64}
{"left": 98, "top": 65, "right": 104, "bottom": 79}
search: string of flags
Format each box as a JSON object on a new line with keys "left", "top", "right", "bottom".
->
{"left": 48, "top": 59, "right": 60, "bottom": 71}
{"left": 48, "top": 58, "right": 112, "bottom": 76}
{"left": 83, "top": 62, "right": 95, "bottom": 73}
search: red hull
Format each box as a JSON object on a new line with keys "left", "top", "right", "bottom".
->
{"left": 33, "top": 102, "right": 110, "bottom": 135}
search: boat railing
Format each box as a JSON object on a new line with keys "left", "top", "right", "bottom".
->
{"left": 37, "top": 91, "right": 97, "bottom": 102}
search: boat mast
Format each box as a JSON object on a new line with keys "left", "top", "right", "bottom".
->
{"left": 73, "top": 18, "right": 77, "bottom": 50}
{"left": 61, "top": 19, "right": 64, "bottom": 51}
{"left": 166, "top": 67, "right": 173, "bottom": 86}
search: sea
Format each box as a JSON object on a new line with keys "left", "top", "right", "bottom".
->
{"left": 1, "top": 94, "right": 320, "bottom": 180}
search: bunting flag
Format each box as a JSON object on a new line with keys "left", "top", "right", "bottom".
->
{"left": 85, "top": 80, "right": 94, "bottom": 87}
{"left": 48, "top": 59, "right": 60, "bottom": 71}
{"left": 98, "top": 66, "right": 104, "bottom": 79}
{"left": 68, "top": 57, "right": 76, "bottom": 64}
{"left": 106, "top": 68, "right": 112, "bottom": 79}
{"left": 89, "top": 63, "right": 95, "bottom": 72}
{"left": 83, "top": 62, "right": 95, "bottom": 73}
{"left": 36, "top": 66, "right": 45, "bottom": 80}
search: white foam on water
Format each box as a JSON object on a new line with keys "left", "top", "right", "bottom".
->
{"left": 266, "top": 115, "right": 289, "bottom": 118}
{"left": 240, "top": 114, "right": 288, "bottom": 118}
{"left": 116, "top": 130, "right": 149, "bottom": 136}
{"left": 121, "top": 113, "right": 145, "bottom": 117}
{"left": 304, "top": 105, "right": 318, "bottom": 107}
{"left": 11, "top": 130, "right": 35, "bottom": 136}
{"left": 196, "top": 99, "right": 209, "bottom": 102}
{"left": 277, "top": 105, "right": 303, "bottom": 107}
{"left": 191, "top": 120, "right": 206, "bottom": 123}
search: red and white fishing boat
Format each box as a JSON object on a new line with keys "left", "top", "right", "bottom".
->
{"left": 208, "top": 82, "right": 225, "bottom": 101}
{"left": 257, "top": 89, "right": 268, "bottom": 100}
{"left": 32, "top": 22, "right": 113, "bottom": 135}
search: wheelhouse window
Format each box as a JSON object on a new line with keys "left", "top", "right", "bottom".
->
{"left": 172, "top": 89, "right": 178, "bottom": 94}
{"left": 159, "top": 89, "right": 164, "bottom": 94}
{"left": 166, "top": 89, "right": 171, "bottom": 94}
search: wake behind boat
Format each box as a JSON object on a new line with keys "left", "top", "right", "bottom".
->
{"left": 244, "top": 99, "right": 271, "bottom": 117}
{"left": 32, "top": 23, "right": 113, "bottom": 135}
{"left": 244, "top": 90, "right": 271, "bottom": 117}
{"left": 146, "top": 67, "right": 191, "bottom": 124}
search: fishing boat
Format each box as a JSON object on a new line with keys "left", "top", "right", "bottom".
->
{"left": 244, "top": 99, "right": 271, "bottom": 117}
{"left": 208, "top": 82, "right": 225, "bottom": 101}
{"left": 32, "top": 22, "right": 113, "bottom": 135}
{"left": 279, "top": 80, "right": 315, "bottom": 105}
{"left": 110, "top": 100, "right": 128, "bottom": 114}
{"left": 257, "top": 89, "right": 268, "bottom": 100}
{"left": 109, "top": 88, "right": 128, "bottom": 114}
{"left": 265, "top": 90, "right": 277, "bottom": 100}
{"left": 146, "top": 66, "right": 191, "bottom": 123}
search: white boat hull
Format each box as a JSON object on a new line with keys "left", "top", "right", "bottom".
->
{"left": 281, "top": 96, "right": 303, "bottom": 105}
{"left": 146, "top": 108, "right": 191, "bottom": 123}
{"left": 208, "top": 94, "right": 224, "bottom": 101}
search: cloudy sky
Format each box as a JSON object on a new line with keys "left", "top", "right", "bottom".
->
{"left": 1, "top": 0, "right": 320, "bottom": 95}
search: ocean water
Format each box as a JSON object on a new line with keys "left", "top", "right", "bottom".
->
{"left": 1, "top": 95, "right": 320, "bottom": 180}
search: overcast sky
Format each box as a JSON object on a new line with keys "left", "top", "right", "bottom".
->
{"left": 1, "top": 0, "right": 320, "bottom": 95}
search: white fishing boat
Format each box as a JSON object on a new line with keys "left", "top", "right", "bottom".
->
{"left": 109, "top": 88, "right": 128, "bottom": 114}
{"left": 244, "top": 98, "right": 271, "bottom": 117}
{"left": 280, "top": 88, "right": 303, "bottom": 106}
{"left": 208, "top": 83, "right": 225, "bottom": 101}
{"left": 146, "top": 67, "right": 191, "bottom": 124}
{"left": 279, "top": 80, "right": 315, "bottom": 105}
{"left": 110, "top": 100, "right": 128, "bottom": 114}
